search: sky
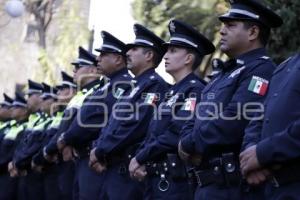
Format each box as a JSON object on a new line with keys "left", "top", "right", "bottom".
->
{"left": 88, "top": 0, "right": 173, "bottom": 83}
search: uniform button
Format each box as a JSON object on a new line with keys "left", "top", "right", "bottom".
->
{"left": 287, "top": 68, "right": 291, "bottom": 72}
{"left": 273, "top": 93, "right": 278, "bottom": 97}
{"left": 265, "top": 118, "right": 270, "bottom": 123}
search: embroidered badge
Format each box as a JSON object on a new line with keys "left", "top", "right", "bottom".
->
{"left": 144, "top": 93, "right": 157, "bottom": 105}
{"left": 181, "top": 98, "right": 197, "bottom": 111}
{"left": 248, "top": 76, "right": 269, "bottom": 96}
{"left": 166, "top": 94, "right": 179, "bottom": 106}
{"left": 114, "top": 88, "right": 125, "bottom": 99}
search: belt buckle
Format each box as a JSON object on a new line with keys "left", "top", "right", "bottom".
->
{"left": 271, "top": 176, "right": 280, "bottom": 188}
{"left": 157, "top": 174, "right": 169, "bottom": 192}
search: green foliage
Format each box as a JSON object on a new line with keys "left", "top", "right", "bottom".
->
{"left": 265, "top": 0, "right": 300, "bottom": 63}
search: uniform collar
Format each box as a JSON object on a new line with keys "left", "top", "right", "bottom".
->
{"left": 235, "top": 48, "right": 267, "bottom": 65}
{"left": 134, "top": 68, "right": 156, "bottom": 83}
{"left": 108, "top": 67, "right": 129, "bottom": 80}
{"left": 81, "top": 78, "right": 102, "bottom": 91}
{"left": 171, "top": 73, "right": 197, "bottom": 91}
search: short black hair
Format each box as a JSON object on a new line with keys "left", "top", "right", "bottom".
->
{"left": 142, "top": 47, "right": 162, "bottom": 67}
{"left": 243, "top": 21, "right": 271, "bottom": 46}
{"left": 186, "top": 48, "right": 203, "bottom": 70}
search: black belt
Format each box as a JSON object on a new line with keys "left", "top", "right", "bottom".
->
{"left": 146, "top": 154, "right": 187, "bottom": 180}
{"left": 192, "top": 152, "right": 241, "bottom": 187}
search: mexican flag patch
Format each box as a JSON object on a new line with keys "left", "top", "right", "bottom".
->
{"left": 114, "top": 88, "right": 125, "bottom": 99}
{"left": 248, "top": 76, "right": 269, "bottom": 96}
{"left": 181, "top": 98, "right": 196, "bottom": 111}
{"left": 144, "top": 93, "right": 157, "bottom": 105}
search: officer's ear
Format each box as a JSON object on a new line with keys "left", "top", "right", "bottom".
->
{"left": 144, "top": 50, "right": 154, "bottom": 63}
{"left": 248, "top": 25, "right": 260, "bottom": 42}
{"left": 184, "top": 52, "right": 195, "bottom": 67}
{"left": 114, "top": 54, "right": 124, "bottom": 65}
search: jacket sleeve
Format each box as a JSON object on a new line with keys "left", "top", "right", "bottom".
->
{"left": 256, "top": 118, "right": 300, "bottom": 166}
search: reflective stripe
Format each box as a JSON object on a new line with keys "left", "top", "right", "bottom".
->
{"left": 32, "top": 117, "right": 52, "bottom": 131}
{"left": 66, "top": 84, "right": 100, "bottom": 109}
{"left": 12, "top": 102, "right": 27, "bottom": 107}
{"left": 101, "top": 44, "right": 122, "bottom": 52}
{"left": 48, "top": 112, "right": 64, "bottom": 129}
{"left": 27, "top": 113, "right": 41, "bottom": 129}
{"left": 61, "top": 81, "right": 76, "bottom": 88}
{"left": 76, "top": 58, "right": 94, "bottom": 65}
{"left": 228, "top": 8, "right": 259, "bottom": 19}
{"left": 134, "top": 39, "right": 154, "bottom": 46}
{"left": 170, "top": 37, "right": 198, "bottom": 48}
{"left": 4, "top": 122, "right": 27, "bottom": 140}
{"left": 28, "top": 89, "right": 42, "bottom": 94}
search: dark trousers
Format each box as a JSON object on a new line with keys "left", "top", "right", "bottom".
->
{"left": 18, "top": 171, "right": 44, "bottom": 200}
{"left": 194, "top": 184, "right": 242, "bottom": 200}
{"left": 58, "top": 161, "right": 76, "bottom": 200}
{"left": 99, "top": 163, "right": 144, "bottom": 200}
{"left": 0, "top": 173, "right": 18, "bottom": 200}
{"left": 144, "top": 176, "right": 193, "bottom": 200}
{"left": 74, "top": 157, "right": 104, "bottom": 200}
{"left": 264, "top": 182, "right": 300, "bottom": 200}
{"left": 43, "top": 165, "right": 62, "bottom": 200}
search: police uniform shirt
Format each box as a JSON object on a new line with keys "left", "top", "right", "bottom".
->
{"left": 180, "top": 48, "right": 276, "bottom": 156}
{"left": 135, "top": 73, "right": 205, "bottom": 164}
{"left": 0, "top": 120, "right": 27, "bottom": 173}
{"left": 243, "top": 54, "right": 300, "bottom": 165}
{"left": 44, "top": 79, "right": 104, "bottom": 155}
{"left": 62, "top": 68, "right": 132, "bottom": 148}
{"left": 14, "top": 112, "right": 53, "bottom": 170}
{"left": 95, "top": 68, "right": 170, "bottom": 159}
{"left": 32, "top": 110, "right": 64, "bottom": 166}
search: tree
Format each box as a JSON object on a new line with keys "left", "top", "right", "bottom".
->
{"left": 131, "top": 0, "right": 300, "bottom": 76}
{"left": 266, "top": 0, "right": 300, "bottom": 63}
{"left": 23, "top": 0, "right": 90, "bottom": 84}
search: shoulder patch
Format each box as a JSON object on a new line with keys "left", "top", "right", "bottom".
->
{"left": 248, "top": 76, "right": 269, "bottom": 96}
{"left": 181, "top": 97, "right": 197, "bottom": 111}
{"left": 144, "top": 93, "right": 158, "bottom": 105}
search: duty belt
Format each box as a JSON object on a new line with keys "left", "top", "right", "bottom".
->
{"left": 146, "top": 154, "right": 188, "bottom": 192}
{"left": 192, "top": 152, "right": 241, "bottom": 187}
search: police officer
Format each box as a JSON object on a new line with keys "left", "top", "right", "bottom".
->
{"left": 89, "top": 24, "right": 170, "bottom": 200}
{"left": 128, "top": 19, "right": 215, "bottom": 200}
{"left": 12, "top": 83, "right": 57, "bottom": 200}
{"left": 31, "top": 71, "right": 76, "bottom": 200}
{"left": 57, "top": 31, "right": 132, "bottom": 200}
{"left": 178, "top": 0, "right": 283, "bottom": 199}
{"left": 1, "top": 92, "right": 29, "bottom": 200}
{"left": 240, "top": 54, "right": 300, "bottom": 200}
{"left": 45, "top": 46, "right": 102, "bottom": 200}
{"left": 0, "top": 93, "right": 15, "bottom": 143}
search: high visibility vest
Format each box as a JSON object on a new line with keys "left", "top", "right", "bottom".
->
{"left": 66, "top": 84, "right": 100, "bottom": 109}
{"left": 48, "top": 111, "right": 64, "bottom": 129}
{"left": 4, "top": 122, "right": 27, "bottom": 140}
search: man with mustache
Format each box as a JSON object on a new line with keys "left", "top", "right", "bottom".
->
{"left": 89, "top": 24, "right": 169, "bottom": 200}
